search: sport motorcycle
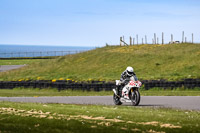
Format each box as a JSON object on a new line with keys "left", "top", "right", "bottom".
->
{"left": 113, "top": 76, "right": 142, "bottom": 106}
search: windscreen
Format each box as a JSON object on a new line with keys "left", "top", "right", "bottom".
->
{"left": 130, "top": 76, "right": 138, "bottom": 81}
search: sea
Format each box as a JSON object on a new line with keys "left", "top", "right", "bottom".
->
{"left": 0, "top": 44, "right": 95, "bottom": 58}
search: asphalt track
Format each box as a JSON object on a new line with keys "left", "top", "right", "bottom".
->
{"left": 0, "top": 96, "right": 200, "bottom": 111}
{"left": 0, "top": 65, "right": 25, "bottom": 72}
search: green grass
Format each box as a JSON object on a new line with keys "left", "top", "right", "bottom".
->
{"left": 0, "top": 88, "right": 200, "bottom": 97}
{"left": 0, "top": 43, "right": 200, "bottom": 81}
{"left": 0, "top": 88, "right": 112, "bottom": 97}
{"left": 0, "top": 101, "right": 200, "bottom": 133}
{"left": 0, "top": 59, "right": 47, "bottom": 65}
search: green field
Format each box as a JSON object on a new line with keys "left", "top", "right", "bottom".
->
{"left": 0, "top": 101, "right": 199, "bottom": 133}
{"left": 0, "top": 88, "right": 200, "bottom": 97}
{"left": 0, "top": 43, "right": 200, "bottom": 81}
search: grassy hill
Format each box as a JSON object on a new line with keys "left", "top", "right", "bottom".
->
{"left": 0, "top": 43, "right": 200, "bottom": 81}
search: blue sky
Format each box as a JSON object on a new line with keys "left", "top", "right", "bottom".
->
{"left": 0, "top": 0, "right": 200, "bottom": 47}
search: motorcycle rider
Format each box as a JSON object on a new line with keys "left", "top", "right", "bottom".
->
{"left": 116, "top": 66, "right": 138, "bottom": 96}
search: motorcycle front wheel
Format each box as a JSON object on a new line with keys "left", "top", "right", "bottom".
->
{"left": 130, "top": 90, "right": 140, "bottom": 106}
{"left": 113, "top": 94, "right": 122, "bottom": 105}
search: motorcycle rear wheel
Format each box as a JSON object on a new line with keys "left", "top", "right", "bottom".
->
{"left": 130, "top": 90, "right": 140, "bottom": 106}
{"left": 113, "top": 94, "right": 122, "bottom": 105}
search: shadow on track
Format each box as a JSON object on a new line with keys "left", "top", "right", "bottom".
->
{"left": 120, "top": 104, "right": 163, "bottom": 107}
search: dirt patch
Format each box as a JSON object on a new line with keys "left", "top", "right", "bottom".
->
{"left": 138, "top": 121, "right": 159, "bottom": 126}
{"left": 121, "top": 127, "right": 127, "bottom": 130}
{"left": 71, "top": 115, "right": 124, "bottom": 123}
{"left": 137, "top": 121, "right": 181, "bottom": 129}
{"left": 148, "top": 129, "right": 165, "bottom": 133}
{"left": 91, "top": 126, "right": 97, "bottom": 128}
{"left": 160, "top": 124, "right": 182, "bottom": 129}
{"left": 97, "top": 122, "right": 112, "bottom": 126}
{"left": 0, "top": 107, "right": 120, "bottom": 125}
{"left": 48, "top": 116, "right": 54, "bottom": 119}
{"left": 40, "top": 115, "right": 47, "bottom": 118}
{"left": 34, "top": 124, "right": 40, "bottom": 127}
{"left": 0, "top": 107, "right": 182, "bottom": 130}
{"left": 127, "top": 121, "right": 135, "bottom": 124}
{"left": 131, "top": 128, "right": 140, "bottom": 131}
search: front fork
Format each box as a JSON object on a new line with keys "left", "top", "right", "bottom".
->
{"left": 130, "top": 88, "right": 137, "bottom": 99}
{"left": 113, "top": 86, "right": 121, "bottom": 98}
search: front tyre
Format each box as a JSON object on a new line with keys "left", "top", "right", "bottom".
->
{"left": 113, "top": 94, "right": 122, "bottom": 105}
{"left": 130, "top": 90, "right": 140, "bottom": 106}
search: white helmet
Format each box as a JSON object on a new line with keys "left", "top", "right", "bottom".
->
{"left": 126, "top": 66, "right": 134, "bottom": 76}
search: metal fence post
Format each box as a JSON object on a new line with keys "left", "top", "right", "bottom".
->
{"left": 192, "top": 33, "right": 194, "bottom": 43}
{"left": 162, "top": 32, "right": 164, "bottom": 45}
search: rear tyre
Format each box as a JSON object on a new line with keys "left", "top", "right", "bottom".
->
{"left": 130, "top": 90, "right": 140, "bottom": 106}
{"left": 113, "top": 94, "right": 122, "bottom": 105}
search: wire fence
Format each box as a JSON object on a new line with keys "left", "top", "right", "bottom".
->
{"left": 0, "top": 50, "right": 87, "bottom": 58}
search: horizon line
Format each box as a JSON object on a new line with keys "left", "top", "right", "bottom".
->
{"left": 0, "top": 44, "right": 96, "bottom": 47}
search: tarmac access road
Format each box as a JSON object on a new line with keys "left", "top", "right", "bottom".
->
{"left": 0, "top": 65, "right": 26, "bottom": 72}
{"left": 0, "top": 96, "right": 200, "bottom": 111}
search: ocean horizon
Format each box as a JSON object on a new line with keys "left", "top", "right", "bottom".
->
{"left": 0, "top": 44, "right": 95, "bottom": 58}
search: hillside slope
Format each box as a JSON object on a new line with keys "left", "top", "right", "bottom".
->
{"left": 0, "top": 43, "right": 199, "bottom": 81}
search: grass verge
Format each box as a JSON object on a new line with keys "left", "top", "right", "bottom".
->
{"left": 0, "top": 88, "right": 112, "bottom": 97}
{"left": 0, "top": 88, "right": 200, "bottom": 97}
{"left": 0, "top": 101, "right": 200, "bottom": 133}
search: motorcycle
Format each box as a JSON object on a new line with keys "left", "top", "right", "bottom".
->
{"left": 113, "top": 76, "right": 142, "bottom": 106}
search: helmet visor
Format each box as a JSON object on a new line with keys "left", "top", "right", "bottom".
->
{"left": 127, "top": 71, "right": 133, "bottom": 76}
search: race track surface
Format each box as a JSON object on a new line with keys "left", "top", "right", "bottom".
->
{"left": 0, "top": 65, "right": 25, "bottom": 72}
{"left": 0, "top": 96, "right": 200, "bottom": 111}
